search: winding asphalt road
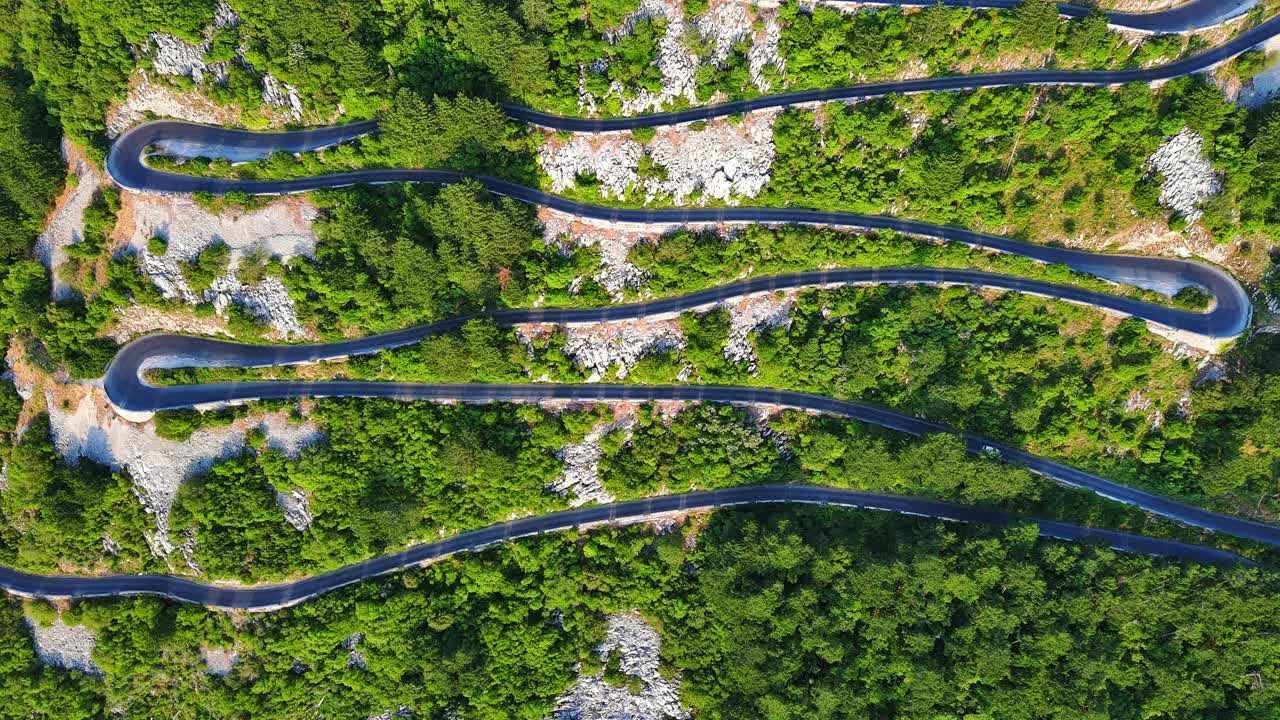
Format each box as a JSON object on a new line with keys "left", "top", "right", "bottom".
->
{"left": 0, "top": 486, "right": 1253, "bottom": 611}
{"left": 28, "top": 2, "right": 1268, "bottom": 607}
{"left": 844, "top": 0, "right": 1258, "bottom": 34}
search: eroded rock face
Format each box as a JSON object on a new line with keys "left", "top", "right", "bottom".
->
{"left": 1146, "top": 128, "right": 1222, "bottom": 224}
{"left": 554, "top": 612, "right": 689, "bottom": 720}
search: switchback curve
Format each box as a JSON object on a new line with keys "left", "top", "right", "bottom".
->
{"left": 0, "top": 486, "right": 1253, "bottom": 611}
{"left": 104, "top": 309, "right": 1280, "bottom": 549}
{"left": 108, "top": 124, "right": 1253, "bottom": 342}
{"left": 79, "top": 5, "right": 1280, "bottom": 607}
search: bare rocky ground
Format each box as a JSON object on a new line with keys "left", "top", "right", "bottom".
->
{"left": 35, "top": 139, "right": 101, "bottom": 301}
{"left": 106, "top": 72, "right": 246, "bottom": 139}
{"left": 201, "top": 646, "right": 239, "bottom": 676}
{"left": 547, "top": 0, "right": 782, "bottom": 206}
{"left": 547, "top": 414, "right": 638, "bottom": 505}
{"left": 24, "top": 616, "right": 104, "bottom": 676}
{"left": 275, "top": 487, "right": 314, "bottom": 531}
{"left": 561, "top": 320, "right": 686, "bottom": 381}
{"left": 539, "top": 111, "right": 777, "bottom": 205}
{"left": 554, "top": 612, "right": 688, "bottom": 720}
{"left": 1146, "top": 128, "right": 1221, "bottom": 224}
{"left": 119, "top": 192, "right": 317, "bottom": 338}
{"left": 106, "top": 304, "right": 233, "bottom": 344}
{"left": 724, "top": 292, "right": 794, "bottom": 370}
{"left": 540, "top": 209, "right": 660, "bottom": 300}
{"left": 518, "top": 319, "right": 688, "bottom": 382}
{"left": 136, "top": 2, "right": 304, "bottom": 121}
{"left": 584, "top": 0, "right": 782, "bottom": 116}
{"left": 45, "top": 387, "right": 322, "bottom": 559}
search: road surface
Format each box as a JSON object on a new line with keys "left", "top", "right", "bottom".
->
{"left": 0, "top": 486, "right": 1252, "bottom": 610}
{"left": 44, "top": 2, "right": 1273, "bottom": 607}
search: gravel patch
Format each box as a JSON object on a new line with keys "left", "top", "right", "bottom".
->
{"left": 1145, "top": 128, "right": 1222, "bottom": 224}
{"left": 539, "top": 111, "right": 777, "bottom": 205}
{"left": 553, "top": 612, "right": 688, "bottom": 720}
{"left": 46, "top": 392, "right": 322, "bottom": 557}
{"left": 724, "top": 292, "right": 793, "bottom": 370}
{"left": 547, "top": 415, "right": 637, "bottom": 506}
{"left": 275, "top": 487, "right": 313, "bottom": 531}
{"left": 25, "top": 617, "right": 104, "bottom": 676}
{"left": 35, "top": 139, "right": 101, "bottom": 301}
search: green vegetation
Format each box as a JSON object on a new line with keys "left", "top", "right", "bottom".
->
{"left": 1, "top": 505, "right": 1278, "bottom": 718}
{"left": 0, "top": 68, "right": 63, "bottom": 263}
{"left": 178, "top": 242, "right": 230, "bottom": 293}
{"left": 0, "top": 416, "right": 156, "bottom": 573}
{"left": 282, "top": 182, "right": 589, "bottom": 334}
{"left": 630, "top": 224, "right": 1195, "bottom": 308}
{"left": 767, "top": 80, "right": 1280, "bottom": 244}
{"left": 170, "top": 398, "right": 573, "bottom": 579}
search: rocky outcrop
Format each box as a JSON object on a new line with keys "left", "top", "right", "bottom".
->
{"left": 46, "top": 393, "right": 321, "bottom": 558}
{"left": 25, "top": 618, "right": 104, "bottom": 676}
{"left": 1146, "top": 128, "right": 1222, "bottom": 224}
{"left": 539, "top": 112, "right": 777, "bottom": 205}
{"left": 724, "top": 293, "right": 793, "bottom": 370}
{"left": 553, "top": 612, "right": 688, "bottom": 720}
{"left": 539, "top": 209, "right": 656, "bottom": 301}
{"left": 547, "top": 415, "right": 637, "bottom": 506}
{"left": 143, "top": 2, "right": 240, "bottom": 84}
{"left": 136, "top": 1, "right": 305, "bottom": 122}
{"left": 275, "top": 486, "right": 314, "bottom": 531}
{"left": 125, "top": 194, "right": 317, "bottom": 338}
{"left": 261, "top": 73, "right": 304, "bottom": 121}
{"left": 558, "top": 320, "right": 686, "bottom": 381}
{"left": 582, "top": 0, "right": 784, "bottom": 116}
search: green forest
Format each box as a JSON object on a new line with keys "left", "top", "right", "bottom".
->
{"left": 1, "top": 0, "right": 1280, "bottom": 717}
{"left": 2, "top": 508, "right": 1279, "bottom": 719}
